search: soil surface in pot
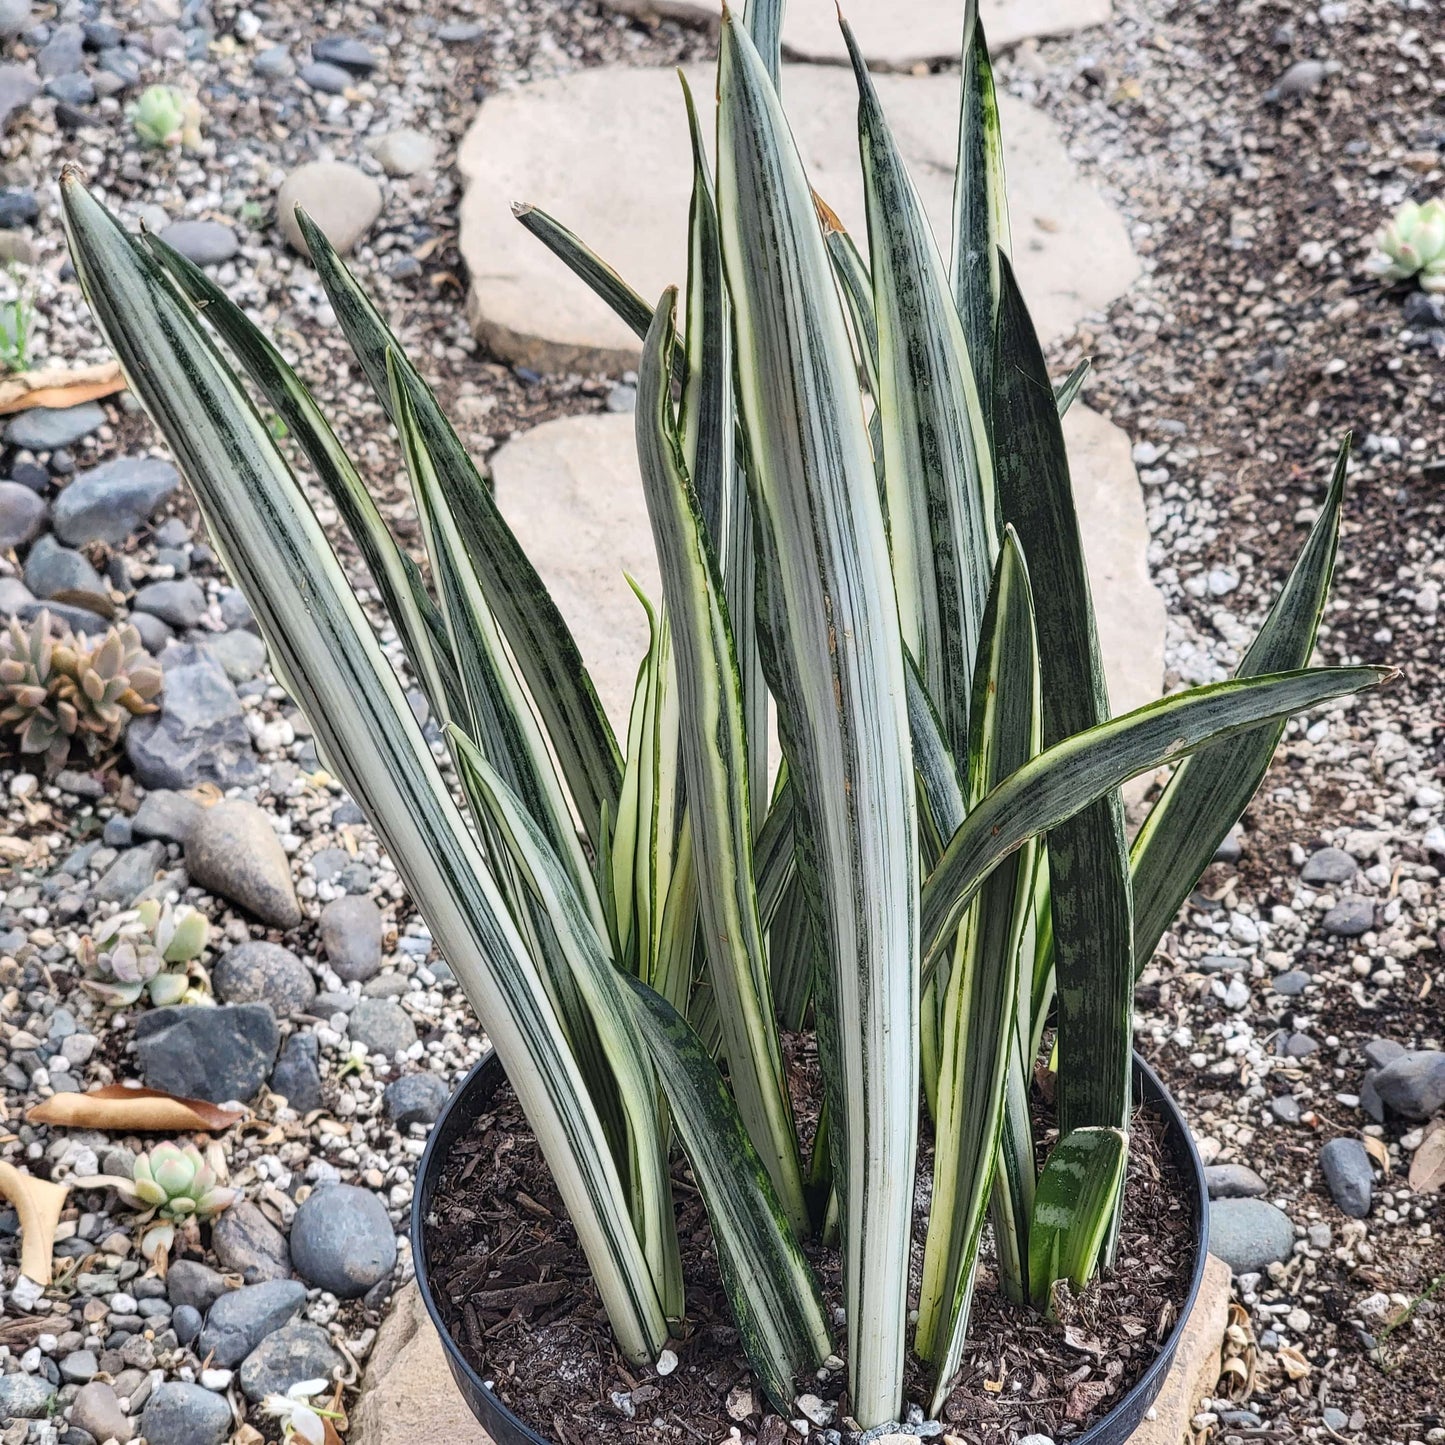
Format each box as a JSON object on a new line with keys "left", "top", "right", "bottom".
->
{"left": 422, "top": 1063, "right": 1194, "bottom": 1445}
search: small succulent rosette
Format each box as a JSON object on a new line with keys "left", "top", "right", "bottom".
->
{"left": 81, "top": 899, "right": 211, "bottom": 1008}
{"left": 128, "top": 1141, "right": 238, "bottom": 1263}
{"left": 1365, "top": 197, "right": 1445, "bottom": 292}
{"left": 130, "top": 85, "right": 204, "bottom": 152}
{"left": 0, "top": 611, "right": 160, "bottom": 775}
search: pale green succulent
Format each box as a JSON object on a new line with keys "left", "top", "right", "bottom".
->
{"left": 81, "top": 898, "right": 211, "bottom": 1008}
{"left": 130, "top": 1141, "right": 237, "bottom": 1261}
{"left": 130, "top": 85, "right": 203, "bottom": 151}
{"left": 1366, "top": 197, "right": 1445, "bottom": 292}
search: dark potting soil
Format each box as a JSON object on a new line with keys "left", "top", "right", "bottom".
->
{"left": 422, "top": 1061, "right": 1194, "bottom": 1445}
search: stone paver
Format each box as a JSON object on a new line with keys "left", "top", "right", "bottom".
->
{"left": 354, "top": 1256, "right": 1227, "bottom": 1445}
{"left": 459, "top": 64, "right": 1138, "bottom": 373}
{"left": 491, "top": 407, "right": 1165, "bottom": 736}
{"left": 351, "top": 1281, "right": 488, "bottom": 1445}
{"left": 598, "top": 0, "right": 1113, "bottom": 65}
{"left": 1062, "top": 404, "right": 1169, "bottom": 728}
{"left": 490, "top": 413, "right": 662, "bottom": 731}
{"left": 1130, "top": 1252, "right": 1231, "bottom": 1444}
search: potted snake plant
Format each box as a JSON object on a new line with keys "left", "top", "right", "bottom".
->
{"left": 61, "top": 1, "right": 1388, "bottom": 1438}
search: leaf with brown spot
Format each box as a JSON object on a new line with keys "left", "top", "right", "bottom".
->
{"left": 26, "top": 1083, "right": 246, "bottom": 1133}
{"left": 0, "top": 1162, "right": 69, "bottom": 1286}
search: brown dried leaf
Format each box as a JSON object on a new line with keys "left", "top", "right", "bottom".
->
{"left": 1276, "top": 1345, "right": 1312, "bottom": 1380}
{"left": 1408, "top": 1126, "right": 1445, "bottom": 1194}
{"left": 322, "top": 1379, "right": 349, "bottom": 1441}
{"left": 0, "top": 1162, "right": 69, "bottom": 1287}
{"left": 1362, "top": 1134, "right": 1391, "bottom": 1174}
{"left": 0, "top": 361, "right": 124, "bottom": 415}
{"left": 27, "top": 1083, "right": 246, "bottom": 1133}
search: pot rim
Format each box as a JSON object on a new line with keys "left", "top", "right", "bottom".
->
{"left": 412, "top": 1048, "right": 1210, "bottom": 1445}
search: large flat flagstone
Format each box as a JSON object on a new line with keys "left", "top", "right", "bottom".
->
{"left": 459, "top": 64, "right": 1139, "bottom": 375}
{"left": 354, "top": 1257, "right": 1228, "bottom": 1445}
{"left": 599, "top": 0, "right": 1113, "bottom": 65}
{"left": 489, "top": 406, "right": 1165, "bottom": 738}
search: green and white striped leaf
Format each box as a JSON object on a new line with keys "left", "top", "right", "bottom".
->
{"left": 391, "top": 360, "right": 621, "bottom": 1133}
{"left": 636, "top": 290, "right": 806, "bottom": 1230}
{"left": 992, "top": 253, "right": 1132, "bottom": 1148}
{"left": 905, "top": 654, "right": 967, "bottom": 866}
{"left": 1054, "top": 358, "right": 1091, "bottom": 417}
{"left": 990, "top": 1042, "right": 1037, "bottom": 1307}
{"left": 918, "top": 528, "right": 1040, "bottom": 1403}
{"left": 920, "top": 663, "right": 1391, "bottom": 976}
{"left": 512, "top": 203, "right": 656, "bottom": 348}
{"left": 511, "top": 204, "right": 689, "bottom": 391}
{"left": 451, "top": 732, "right": 684, "bottom": 1321}
{"left": 815, "top": 195, "right": 881, "bottom": 403}
{"left": 950, "top": 0, "right": 1010, "bottom": 423}
{"left": 61, "top": 174, "right": 669, "bottom": 1364}
{"left": 755, "top": 773, "right": 821, "bottom": 1037}
{"left": 609, "top": 584, "right": 677, "bottom": 977}
{"left": 742, "top": 0, "right": 785, "bottom": 90}
{"left": 680, "top": 73, "right": 737, "bottom": 598}
{"left": 143, "top": 235, "right": 464, "bottom": 727}
{"left": 624, "top": 974, "right": 832, "bottom": 1410}
{"left": 295, "top": 210, "right": 622, "bottom": 849}
{"left": 1129, "top": 440, "right": 1350, "bottom": 970}
{"left": 847, "top": 16, "right": 996, "bottom": 759}
{"left": 814, "top": 197, "right": 887, "bottom": 503}
{"left": 718, "top": 16, "right": 918, "bottom": 1425}
{"left": 903, "top": 656, "right": 959, "bottom": 1124}
{"left": 679, "top": 71, "right": 768, "bottom": 824}
{"left": 653, "top": 811, "right": 700, "bottom": 1018}
{"left": 388, "top": 354, "right": 599, "bottom": 923}
{"left": 1028, "top": 1127, "right": 1128, "bottom": 1313}
{"left": 754, "top": 773, "right": 798, "bottom": 933}
{"left": 768, "top": 868, "right": 817, "bottom": 1034}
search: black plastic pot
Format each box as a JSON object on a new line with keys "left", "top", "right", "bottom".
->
{"left": 413, "top": 1050, "right": 1209, "bottom": 1445}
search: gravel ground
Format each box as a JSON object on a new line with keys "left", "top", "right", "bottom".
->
{"left": 0, "top": 0, "right": 1442, "bottom": 1442}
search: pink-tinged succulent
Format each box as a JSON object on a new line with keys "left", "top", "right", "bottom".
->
{"left": 81, "top": 899, "right": 212, "bottom": 1008}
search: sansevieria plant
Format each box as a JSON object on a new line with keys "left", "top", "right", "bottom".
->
{"left": 61, "top": 0, "right": 1388, "bottom": 1428}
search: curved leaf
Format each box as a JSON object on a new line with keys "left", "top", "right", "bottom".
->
{"left": 1129, "top": 439, "right": 1350, "bottom": 970}
{"left": 921, "top": 664, "right": 1392, "bottom": 975}
{"left": 62, "top": 174, "right": 668, "bottom": 1364}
